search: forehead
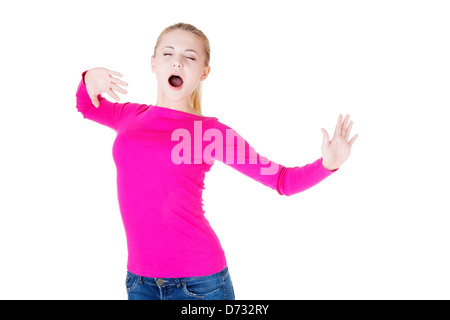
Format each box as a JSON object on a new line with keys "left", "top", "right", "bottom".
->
{"left": 159, "top": 30, "right": 203, "bottom": 52}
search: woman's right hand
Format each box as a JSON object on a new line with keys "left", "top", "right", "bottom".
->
{"left": 84, "top": 67, "right": 128, "bottom": 108}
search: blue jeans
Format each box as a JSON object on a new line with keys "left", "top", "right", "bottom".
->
{"left": 126, "top": 266, "right": 235, "bottom": 300}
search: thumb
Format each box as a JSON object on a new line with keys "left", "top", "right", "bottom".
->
{"left": 90, "top": 95, "right": 99, "bottom": 108}
{"left": 321, "top": 128, "right": 329, "bottom": 146}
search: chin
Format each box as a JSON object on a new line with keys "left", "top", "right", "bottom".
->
{"left": 167, "top": 85, "right": 195, "bottom": 96}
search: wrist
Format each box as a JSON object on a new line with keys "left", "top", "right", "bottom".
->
{"left": 322, "top": 159, "right": 338, "bottom": 171}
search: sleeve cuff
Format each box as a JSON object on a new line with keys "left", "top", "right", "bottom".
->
{"left": 82, "top": 70, "right": 88, "bottom": 85}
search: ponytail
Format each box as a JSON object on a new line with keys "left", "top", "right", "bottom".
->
{"left": 190, "top": 82, "right": 202, "bottom": 114}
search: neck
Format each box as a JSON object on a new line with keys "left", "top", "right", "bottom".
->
{"left": 156, "top": 88, "right": 193, "bottom": 113}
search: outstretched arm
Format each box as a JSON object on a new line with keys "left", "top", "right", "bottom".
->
{"left": 210, "top": 119, "right": 339, "bottom": 196}
{"left": 75, "top": 68, "right": 145, "bottom": 131}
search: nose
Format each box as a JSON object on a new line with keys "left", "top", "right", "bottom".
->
{"left": 172, "top": 61, "right": 182, "bottom": 69}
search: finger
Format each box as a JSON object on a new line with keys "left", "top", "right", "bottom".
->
{"left": 346, "top": 120, "right": 353, "bottom": 140}
{"left": 109, "top": 70, "right": 123, "bottom": 77}
{"left": 111, "top": 82, "right": 128, "bottom": 94}
{"left": 107, "top": 88, "right": 120, "bottom": 101}
{"left": 348, "top": 134, "right": 359, "bottom": 147}
{"left": 342, "top": 114, "right": 350, "bottom": 137}
{"left": 334, "top": 114, "right": 343, "bottom": 137}
{"left": 111, "top": 77, "right": 128, "bottom": 87}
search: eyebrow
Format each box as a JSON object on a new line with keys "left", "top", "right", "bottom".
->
{"left": 162, "top": 46, "right": 198, "bottom": 55}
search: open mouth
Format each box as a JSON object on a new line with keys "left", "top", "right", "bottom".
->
{"left": 168, "top": 74, "right": 184, "bottom": 89}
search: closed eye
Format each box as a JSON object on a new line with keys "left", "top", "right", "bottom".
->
{"left": 164, "top": 53, "right": 195, "bottom": 61}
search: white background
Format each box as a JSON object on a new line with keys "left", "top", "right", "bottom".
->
{"left": 0, "top": 0, "right": 449, "bottom": 300}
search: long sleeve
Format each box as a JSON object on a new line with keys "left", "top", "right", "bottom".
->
{"left": 276, "top": 157, "right": 337, "bottom": 196}
{"left": 211, "top": 119, "right": 337, "bottom": 196}
{"left": 75, "top": 70, "right": 146, "bottom": 131}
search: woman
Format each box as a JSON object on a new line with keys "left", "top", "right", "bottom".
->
{"left": 75, "top": 22, "right": 358, "bottom": 300}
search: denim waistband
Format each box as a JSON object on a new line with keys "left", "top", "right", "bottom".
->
{"left": 127, "top": 266, "right": 228, "bottom": 288}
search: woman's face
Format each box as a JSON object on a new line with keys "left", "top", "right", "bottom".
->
{"left": 151, "top": 29, "right": 210, "bottom": 105}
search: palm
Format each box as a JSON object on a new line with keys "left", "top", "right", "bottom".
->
{"left": 85, "top": 67, "right": 128, "bottom": 108}
{"left": 321, "top": 114, "right": 358, "bottom": 170}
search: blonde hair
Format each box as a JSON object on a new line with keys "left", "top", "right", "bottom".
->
{"left": 153, "top": 23, "right": 210, "bottom": 114}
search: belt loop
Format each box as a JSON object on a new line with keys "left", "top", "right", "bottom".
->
{"left": 139, "top": 276, "right": 144, "bottom": 284}
{"left": 175, "top": 278, "right": 182, "bottom": 288}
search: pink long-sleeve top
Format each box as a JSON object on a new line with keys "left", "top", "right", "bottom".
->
{"left": 75, "top": 70, "right": 338, "bottom": 278}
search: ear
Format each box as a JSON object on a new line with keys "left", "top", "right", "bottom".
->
{"left": 200, "top": 65, "right": 211, "bottom": 81}
{"left": 151, "top": 55, "right": 156, "bottom": 73}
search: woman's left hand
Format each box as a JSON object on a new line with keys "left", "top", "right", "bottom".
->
{"left": 320, "top": 114, "right": 358, "bottom": 171}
